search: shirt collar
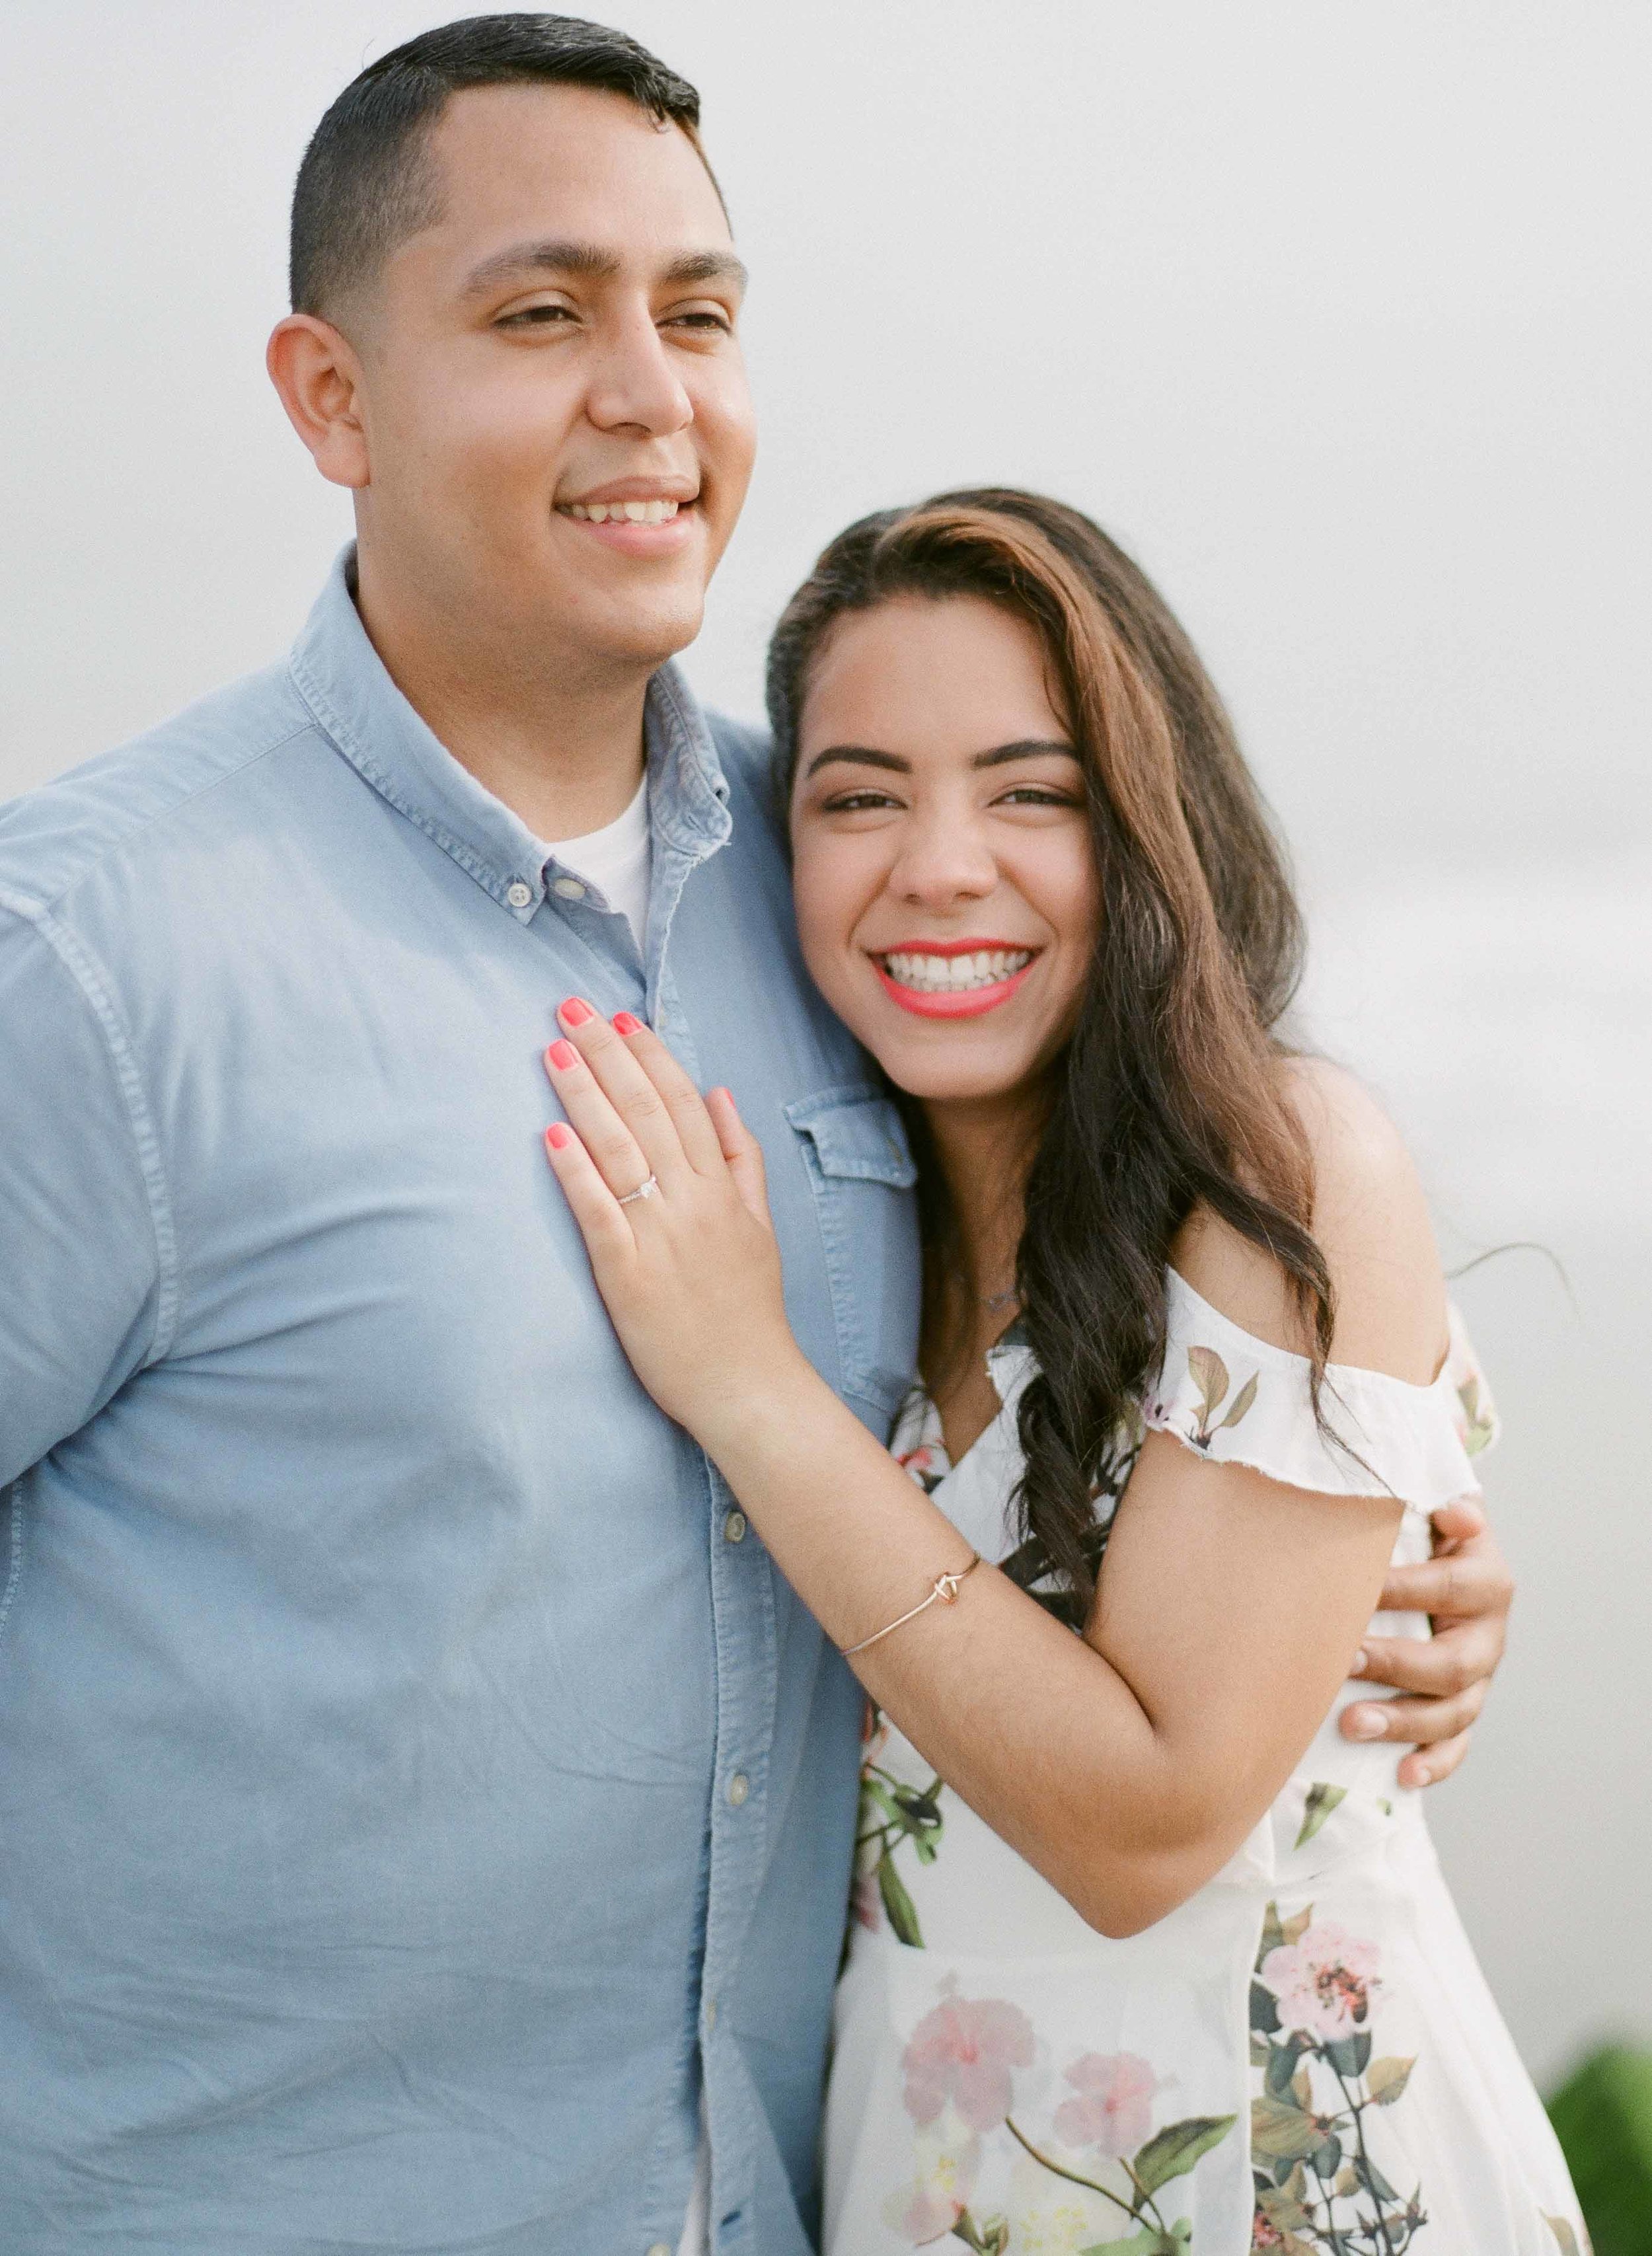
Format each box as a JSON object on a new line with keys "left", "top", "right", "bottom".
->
{"left": 287, "top": 545, "right": 730, "bottom": 924}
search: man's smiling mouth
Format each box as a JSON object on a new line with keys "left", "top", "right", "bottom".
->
{"left": 558, "top": 498, "right": 681, "bottom": 524}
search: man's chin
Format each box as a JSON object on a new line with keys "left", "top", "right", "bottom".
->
{"left": 572, "top": 589, "right": 708, "bottom": 675}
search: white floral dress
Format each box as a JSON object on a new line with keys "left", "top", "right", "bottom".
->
{"left": 823, "top": 1270, "right": 1586, "bottom": 2256}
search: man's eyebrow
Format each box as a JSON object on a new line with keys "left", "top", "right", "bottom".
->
{"left": 802, "top": 739, "right": 1079, "bottom": 781}
{"left": 460, "top": 239, "right": 747, "bottom": 298}
{"left": 661, "top": 248, "right": 749, "bottom": 293}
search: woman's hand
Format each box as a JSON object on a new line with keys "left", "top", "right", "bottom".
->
{"left": 541, "top": 997, "right": 810, "bottom": 1442}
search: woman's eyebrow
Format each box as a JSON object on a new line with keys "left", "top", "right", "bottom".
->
{"left": 803, "top": 739, "right": 1078, "bottom": 781}
{"left": 971, "top": 739, "right": 1080, "bottom": 769}
{"left": 802, "top": 746, "right": 911, "bottom": 780}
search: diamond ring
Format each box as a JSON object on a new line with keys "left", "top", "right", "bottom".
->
{"left": 617, "top": 1173, "right": 661, "bottom": 1207}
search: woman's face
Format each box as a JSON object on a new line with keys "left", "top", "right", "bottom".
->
{"left": 790, "top": 594, "right": 1100, "bottom": 1107}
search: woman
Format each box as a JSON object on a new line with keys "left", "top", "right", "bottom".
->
{"left": 539, "top": 493, "right": 1583, "bottom": 2251}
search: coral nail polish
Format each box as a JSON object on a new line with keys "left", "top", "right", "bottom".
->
{"left": 547, "top": 1039, "right": 579, "bottom": 1071}
{"left": 545, "top": 1123, "right": 574, "bottom": 1151}
{"left": 560, "top": 997, "right": 595, "bottom": 1027}
{"left": 613, "top": 1011, "right": 644, "bottom": 1037}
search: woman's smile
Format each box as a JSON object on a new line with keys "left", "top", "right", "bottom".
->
{"left": 870, "top": 938, "right": 1043, "bottom": 1016}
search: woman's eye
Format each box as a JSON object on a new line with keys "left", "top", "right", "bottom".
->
{"left": 996, "top": 786, "right": 1082, "bottom": 809}
{"left": 821, "top": 790, "right": 901, "bottom": 813}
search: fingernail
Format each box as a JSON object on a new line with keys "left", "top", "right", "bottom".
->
{"left": 1410, "top": 1764, "right": 1432, "bottom": 1788}
{"left": 547, "top": 1039, "right": 579, "bottom": 1071}
{"left": 1345, "top": 1707, "right": 1387, "bottom": 1741}
{"left": 1351, "top": 1648, "right": 1369, "bottom": 1676}
{"left": 613, "top": 1011, "right": 644, "bottom": 1037}
{"left": 560, "top": 997, "right": 595, "bottom": 1027}
{"left": 545, "top": 1123, "right": 574, "bottom": 1150}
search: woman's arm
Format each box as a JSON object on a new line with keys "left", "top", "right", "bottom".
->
{"left": 543, "top": 1013, "right": 1433, "bottom": 1937}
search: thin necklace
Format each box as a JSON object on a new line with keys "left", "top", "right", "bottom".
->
{"left": 981, "top": 1287, "right": 1018, "bottom": 1312}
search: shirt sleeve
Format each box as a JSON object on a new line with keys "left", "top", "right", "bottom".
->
{"left": 0, "top": 903, "right": 170, "bottom": 1489}
{"left": 1141, "top": 1267, "right": 1492, "bottom": 1511}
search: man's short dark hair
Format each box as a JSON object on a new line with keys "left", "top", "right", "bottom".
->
{"left": 289, "top": 13, "right": 712, "bottom": 317}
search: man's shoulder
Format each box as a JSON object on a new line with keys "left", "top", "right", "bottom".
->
{"left": 706, "top": 708, "right": 776, "bottom": 794}
{"left": 705, "top": 708, "right": 783, "bottom": 841}
{"left": 0, "top": 660, "right": 318, "bottom": 921}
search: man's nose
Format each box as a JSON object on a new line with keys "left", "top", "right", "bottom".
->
{"left": 584, "top": 303, "right": 694, "bottom": 438}
{"left": 889, "top": 814, "right": 999, "bottom": 906}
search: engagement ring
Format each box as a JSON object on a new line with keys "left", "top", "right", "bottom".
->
{"left": 617, "top": 1174, "right": 660, "bottom": 1207}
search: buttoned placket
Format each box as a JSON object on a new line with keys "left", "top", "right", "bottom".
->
{"left": 264, "top": 564, "right": 838, "bottom": 2256}
{"left": 615, "top": 677, "right": 779, "bottom": 2256}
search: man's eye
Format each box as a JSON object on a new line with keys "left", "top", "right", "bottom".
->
{"left": 666, "top": 310, "right": 733, "bottom": 334}
{"left": 497, "top": 304, "right": 576, "bottom": 328}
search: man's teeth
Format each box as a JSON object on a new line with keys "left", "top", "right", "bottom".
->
{"left": 880, "top": 949, "right": 1035, "bottom": 994}
{"left": 560, "top": 498, "right": 682, "bottom": 524}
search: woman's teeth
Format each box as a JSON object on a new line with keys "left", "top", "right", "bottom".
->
{"left": 559, "top": 498, "right": 681, "bottom": 524}
{"left": 880, "top": 949, "right": 1034, "bottom": 994}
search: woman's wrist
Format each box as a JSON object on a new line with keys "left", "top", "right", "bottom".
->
{"left": 685, "top": 1343, "right": 845, "bottom": 1474}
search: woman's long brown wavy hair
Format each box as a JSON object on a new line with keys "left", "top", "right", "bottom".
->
{"left": 766, "top": 489, "right": 1335, "bottom": 1622}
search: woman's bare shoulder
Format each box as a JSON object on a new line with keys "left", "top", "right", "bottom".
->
{"left": 1173, "top": 1057, "right": 1447, "bottom": 1382}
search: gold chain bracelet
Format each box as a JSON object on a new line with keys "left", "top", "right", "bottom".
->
{"left": 839, "top": 1552, "right": 982, "bottom": 1658}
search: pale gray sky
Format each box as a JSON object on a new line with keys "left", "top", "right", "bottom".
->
{"left": 2, "top": 1, "right": 1648, "bottom": 2086}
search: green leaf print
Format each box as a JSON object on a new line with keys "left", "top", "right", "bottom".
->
{"left": 1185, "top": 1346, "right": 1229, "bottom": 1427}
{"left": 1078, "top": 2230, "right": 1171, "bottom": 2256}
{"left": 1458, "top": 1374, "right": 1497, "bottom": 1456}
{"left": 1294, "top": 1782, "right": 1347, "bottom": 1849}
{"left": 1366, "top": 2054, "right": 1415, "bottom": 2105}
{"left": 1218, "top": 1369, "right": 1259, "bottom": 1430}
{"left": 877, "top": 1854, "right": 922, "bottom": 1947}
{"left": 1132, "top": 2113, "right": 1238, "bottom": 2194}
{"left": 1251, "top": 2093, "right": 1325, "bottom": 2163}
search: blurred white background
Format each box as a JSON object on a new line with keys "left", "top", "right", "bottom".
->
{"left": 2, "top": 2, "right": 1647, "bottom": 2087}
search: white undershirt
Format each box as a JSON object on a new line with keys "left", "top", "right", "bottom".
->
{"left": 676, "top": 2097, "right": 710, "bottom": 2256}
{"left": 543, "top": 771, "right": 651, "bottom": 956}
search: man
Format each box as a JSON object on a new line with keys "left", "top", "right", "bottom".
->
{"left": 0, "top": 17, "right": 1511, "bottom": 2253}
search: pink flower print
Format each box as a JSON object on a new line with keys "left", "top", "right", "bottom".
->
{"left": 1052, "top": 2050, "right": 1158, "bottom": 2158}
{"left": 901, "top": 1990, "right": 1036, "bottom": 2133}
{"left": 852, "top": 1865, "right": 883, "bottom": 1932}
{"left": 883, "top": 2130, "right": 983, "bottom": 2245}
{"left": 1261, "top": 1922, "right": 1382, "bottom": 2043}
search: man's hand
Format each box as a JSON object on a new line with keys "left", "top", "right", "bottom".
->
{"left": 1339, "top": 1496, "right": 1514, "bottom": 1788}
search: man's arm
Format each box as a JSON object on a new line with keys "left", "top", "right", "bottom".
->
{"left": 0, "top": 901, "right": 168, "bottom": 1488}
{"left": 1342, "top": 1495, "right": 1513, "bottom": 1786}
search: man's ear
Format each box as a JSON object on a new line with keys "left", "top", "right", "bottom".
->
{"left": 267, "top": 314, "right": 371, "bottom": 489}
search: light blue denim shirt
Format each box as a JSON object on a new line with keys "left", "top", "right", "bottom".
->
{"left": 0, "top": 552, "right": 919, "bottom": 2255}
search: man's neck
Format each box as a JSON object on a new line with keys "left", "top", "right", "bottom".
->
{"left": 353, "top": 551, "right": 653, "bottom": 843}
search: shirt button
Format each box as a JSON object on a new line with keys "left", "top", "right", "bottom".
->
{"left": 723, "top": 1510, "right": 747, "bottom": 1544}
{"left": 727, "top": 1772, "right": 749, "bottom": 1808}
{"left": 552, "top": 875, "right": 586, "bottom": 901}
{"left": 647, "top": 2243, "right": 672, "bottom": 2256}
{"left": 505, "top": 881, "right": 533, "bottom": 909}
{"left": 704, "top": 1994, "right": 718, "bottom": 2031}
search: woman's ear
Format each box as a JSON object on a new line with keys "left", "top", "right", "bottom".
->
{"left": 266, "top": 315, "right": 371, "bottom": 490}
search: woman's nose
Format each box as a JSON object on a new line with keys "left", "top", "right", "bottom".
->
{"left": 887, "top": 816, "right": 999, "bottom": 907}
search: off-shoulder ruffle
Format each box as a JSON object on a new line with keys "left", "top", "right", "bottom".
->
{"left": 1143, "top": 1270, "right": 1498, "bottom": 1511}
